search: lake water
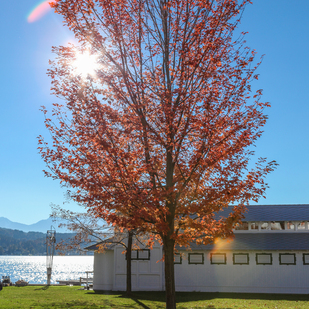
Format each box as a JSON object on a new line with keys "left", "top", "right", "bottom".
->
{"left": 0, "top": 256, "right": 93, "bottom": 284}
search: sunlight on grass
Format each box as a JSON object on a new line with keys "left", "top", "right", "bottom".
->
{"left": 0, "top": 286, "right": 309, "bottom": 308}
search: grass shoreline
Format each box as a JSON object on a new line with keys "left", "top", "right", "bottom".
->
{"left": 1, "top": 286, "right": 309, "bottom": 308}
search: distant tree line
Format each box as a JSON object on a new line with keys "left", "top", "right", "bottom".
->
{"left": 0, "top": 228, "right": 90, "bottom": 255}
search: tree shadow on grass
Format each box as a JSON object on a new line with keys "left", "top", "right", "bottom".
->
{"left": 85, "top": 291, "right": 164, "bottom": 308}
{"left": 88, "top": 290, "right": 309, "bottom": 307}
{"left": 34, "top": 285, "right": 50, "bottom": 291}
{"left": 30, "top": 299, "right": 157, "bottom": 309}
{"left": 29, "top": 301, "right": 109, "bottom": 308}
{"left": 89, "top": 291, "right": 233, "bottom": 308}
{"left": 129, "top": 298, "right": 151, "bottom": 309}
{"left": 177, "top": 292, "right": 309, "bottom": 302}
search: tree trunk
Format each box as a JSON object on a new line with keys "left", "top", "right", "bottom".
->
{"left": 163, "top": 237, "right": 176, "bottom": 309}
{"left": 126, "top": 231, "right": 133, "bottom": 295}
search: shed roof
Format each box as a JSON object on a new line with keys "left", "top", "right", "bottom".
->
{"left": 216, "top": 204, "right": 309, "bottom": 222}
{"left": 88, "top": 233, "right": 309, "bottom": 252}
{"left": 178, "top": 233, "right": 309, "bottom": 251}
{"left": 86, "top": 205, "right": 309, "bottom": 252}
{"left": 85, "top": 237, "right": 118, "bottom": 251}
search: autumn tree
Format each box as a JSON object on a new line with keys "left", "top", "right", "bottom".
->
{"left": 50, "top": 204, "right": 112, "bottom": 253}
{"left": 51, "top": 204, "right": 141, "bottom": 295}
{"left": 39, "top": 0, "right": 277, "bottom": 307}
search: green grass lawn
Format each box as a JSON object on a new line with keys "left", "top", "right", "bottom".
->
{"left": 1, "top": 286, "right": 309, "bottom": 308}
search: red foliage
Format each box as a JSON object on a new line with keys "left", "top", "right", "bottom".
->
{"left": 39, "top": 1, "right": 276, "bottom": 307}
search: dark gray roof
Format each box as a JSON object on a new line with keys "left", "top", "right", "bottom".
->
{"left": 88, "top": 232, "right": 309, "bottom": 252}
{"left": 216, "top": 204, "right": 309, "bottom": 222}
{"left": 178, "top": 233, "right": 309, "bottom": 251}
{"left": 86, "top": 205, "right": 309, "bottom": 252}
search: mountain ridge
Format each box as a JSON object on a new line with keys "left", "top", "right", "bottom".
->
{"left": 0, "top": 227, "right": 77, "bottom": 255}
{"left": 0, "top": 217, "right": 70, "bottom": 233}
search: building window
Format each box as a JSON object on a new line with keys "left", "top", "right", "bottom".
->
{"left": 210, "top": 253, "right": 226, "bottom": 265}
{"left": 256, "top": 253, "right": 272, "bottom": 265}
{"left": 174, "top": 253, "right": 182, "bottom": 264}
{"left": 261, "top": 222, "right": 270, "bottom": 230}
{"left": 303, "top": 254, "right": 309, "bottom": 265}
{"left": 131, "top": 250, "right": 138, "bottom": 259}
{"left": 235, "top": 222, "right": 248, "bottom": 230}
{"left": 286, "top": 222, "right": 295, "bottom": 230}
{"left": 188, "top": 253, "right": 204, "bottom": 264}
{"left": 270, "top": 221, "right": 285, "bottom": 230}
{"left": 250, "top": 222, "right": 259, "bottom": 230}
{"left": 128, "top": 249, "right": 150, "bottom": 260}
{"left": 279, "top": 253, "right": 296, "bottom": 265}
{"left": 233, "top": 253, "right": 249, "bottom": 265}
{"left": 298, "top": 222, "right": 306, "bottom": 230}
{"left": 138, "top": 249, "right": 150, "bottom": 260}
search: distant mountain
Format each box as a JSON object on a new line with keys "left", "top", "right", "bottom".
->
{"left": 0, "top": 227, "right": 78, "bottom": 255}
{"left": 0, "top": 217, "right": 70, "bottom": 233}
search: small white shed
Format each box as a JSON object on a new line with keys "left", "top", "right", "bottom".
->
{"left": 89, "top": 241, "right": 164, "bottom": 291}
{"left": 87, "top": 204, "right": 309, "bottom": 294}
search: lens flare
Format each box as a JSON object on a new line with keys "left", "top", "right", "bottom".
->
{"left": 73, "top": 51, "right": 99, "bottom": 78}
{"left": 27, "top": 1, "right": 55, "bottom": 23}
{"left": 211, "top": 237, "right": 234, "bottom": 253}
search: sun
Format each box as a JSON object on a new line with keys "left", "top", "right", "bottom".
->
{"left": 72, "top": 50, "right": 99, "bottom": 78}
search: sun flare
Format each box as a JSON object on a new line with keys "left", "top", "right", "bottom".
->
{"left": 72, "top": 51, "right": 99, "bottom": 78}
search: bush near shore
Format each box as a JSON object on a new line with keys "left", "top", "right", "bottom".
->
{"left": 0, "top": 286, "right": 309, "bottom": 308}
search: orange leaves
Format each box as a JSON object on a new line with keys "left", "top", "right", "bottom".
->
{"left": 40, "top": 4, "right": 276, "bottom": 306}
{"left": 40, "top": 0, "right": 275, "bottom": 252}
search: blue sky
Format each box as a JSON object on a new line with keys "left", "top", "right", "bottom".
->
{"left": 0, "top": 0, "right": 308, "bottom": 224}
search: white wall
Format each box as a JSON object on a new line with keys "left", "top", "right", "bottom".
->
{"left": 93, "top": 247, "right": 309, "bottom": 294}
{"left": 175, "top": 251, "right": 309, "bottom": 293}
{"left": 113, "top": 245, "right": 164, "bottom": 291}
{"left": 93, "top": 251, "right": 114, "bottom": 291}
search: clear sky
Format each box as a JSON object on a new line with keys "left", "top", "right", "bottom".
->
{"left": 0, "top": 0, "right": 308, "bottom": 225}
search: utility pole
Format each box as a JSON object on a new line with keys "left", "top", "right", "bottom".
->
{"left": 46, "top": 226, "right": 56, "bottom": 285}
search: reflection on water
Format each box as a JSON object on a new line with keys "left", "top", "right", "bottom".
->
{"left": 0, "top": 256, "right": 93, "bottom": 284}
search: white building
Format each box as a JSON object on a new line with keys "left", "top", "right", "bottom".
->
{"left": 86, "top": 205, "right": 309, "bottom": 294}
